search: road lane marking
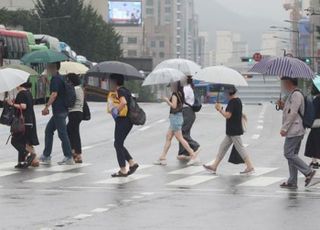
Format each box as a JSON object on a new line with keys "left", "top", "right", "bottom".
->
{"left": 138, "top": 126, "right": 151, "bottom": 131}
{"left": 131, "top": 195, "right": 144, "bottom": 199}
{"left": 0, "top": 171, "right": 19, "bottom": 177}
{"left": 257, "top": 125, "right": 264, "bottom": 130}
{"left": 168, "top": 166, "right": 204, "bottom": 175}
{"left": 91, "top": 208, "right": 109, "bottom": 213}
{"left": 156, "top": 119, "right": 166, "bottom": 123}
{"left": 37, "top": 163, "right": 91, "bottom": 172}
{"left": 105, "top": 164, "right": 154, "bottom": 173}
{"left": 25, "top": 173, "right": 85, "bottom": 183}
{"left": 258, "top": 120, "right": 264, "bottom": 124}
{"left": 0, "top": 162, "right": 16, "bottom": 170}
{"left": 238, "top": 177, "right": 286, "bottom": 187}
{"left": 251, "top": 134, "right": 260, "bottom": 139}
{"left": 243, "top": 144, "right": 249, "bottom": 147}
{"left": 166, "top": 175, "right": 218, "bottom": 187}
{"left": 73, "top": 214, "right": 92, "bottom": 220}
{"left": 140, "top": 192, "right": 154, "bottom": 196}
{"left": 95, "top": 174, "right": 151, "bottom": 185}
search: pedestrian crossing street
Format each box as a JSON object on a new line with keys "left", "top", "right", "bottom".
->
{"left": 0, "top": 161, "right": 319, "bottom": 189}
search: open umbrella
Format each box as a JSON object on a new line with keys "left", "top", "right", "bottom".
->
{"left": 195, "top": 66, "right": 248, "bottom": 86}
{"left": 2, "top": 64, "right": 39, "bottom": 76}
{"left": 249, "top": 56, "right": 315, "bottom": 79}
{"left": 0, "top": 68, "right": 30, "bottom": 93}
{"left": 314, "top": 76, "right": 320, "bottom": 91}
{"left": 142, "top": 68, "right": 185, "bottom": 86}
{"left": 154, "top": 58, "right": 201, "bottom": 76}
{"left": 21, "top": 50, "right": 68, "bottom": 64}
{"left": 87, "top": 61, "right": 143, "bottom": 80}
{"left": 60, "top": 61, "right": 89, "bottom": 75}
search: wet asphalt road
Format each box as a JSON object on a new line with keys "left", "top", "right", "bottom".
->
{"left": 0, "top": 102, "right": 319, "bottom": 230}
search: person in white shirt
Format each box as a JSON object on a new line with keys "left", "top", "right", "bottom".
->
{"left": 66, "top": 74, "right": 84, "bottom": 164}
{"left": 177, "top": 76, "right": 200, "bottom": 161}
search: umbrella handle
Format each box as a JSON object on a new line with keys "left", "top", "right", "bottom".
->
{"left": 276, "top": 93, "right": 282, "bottom": 111}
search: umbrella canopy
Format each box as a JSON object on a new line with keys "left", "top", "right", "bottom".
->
{"left": 195, "top": 66, "right": 248, "bottom": 86}
{"left": 154, "top": 58, "right": 201, "bottom": 76}
{"left": 0, "top": 68, "right": 30, "bottom": 93}
{"left": 21, "top": 50, "right": 68, "bottom": 64}
{"left": 142, "top": 68, "right": 185, "bottom": 86}
{"left": 249, "top": 56, "right": 315, "bottom": 79}
{"left": 60, "top": 61, "right": 89, "bottom": 75}
{"left": 2, "top": 64, "right": 38, "bottom": 76}
{"left": 313, "top": 76, "right": 320, "bottom": 91}
{"left": 87, "top": 61, "right": 143, "bottom": 80}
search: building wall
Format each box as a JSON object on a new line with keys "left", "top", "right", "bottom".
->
{"left": 0, "top": 0, "right": 34, "bottom": 10}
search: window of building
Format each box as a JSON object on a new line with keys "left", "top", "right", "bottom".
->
{"left": 152, "top": 52, "right": 157, "bottom": 58}
{"left": 127, "top": 37, "right": 138, "bottom": 44}
{"left": 127, "top": 50, "right": 137, "bottom": 57}
{"left": 151, "top": 40, "right": 156, "bottom": 48}
{"left": 146, "top": 8, "right": 154, "bottom": 15}
{"left": 165, "top": 0, "right": 171, "bottom": 4}
{"left": 146, "top": 0, "right": 153, "bottom": 6}
{"left": 159, "top": 52, "right": 165, "bottom": 58}
{"left": 165, "top": 14, "right": 171, "bottom": 22}
{"left": 165, "top": 7, "right": 171, "bottom": 13}
{"left": 159, "top": 41, "right": 165, "bottom": 48}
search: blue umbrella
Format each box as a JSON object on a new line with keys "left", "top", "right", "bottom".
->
{"left": 249, "top": 56, "right": 315, "bottom": 80}
{"left": 314, "top": 76, "right": 320, "bottom": 91}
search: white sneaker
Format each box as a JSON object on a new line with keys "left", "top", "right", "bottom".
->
{"left": 153, "top": 159, "right": 167, "bottom": 166}
{"left": 58, "top": 157, "right": 74, "bottom": 165}
{"left": 39, "top": 155, "right": 51, "bottom": 165}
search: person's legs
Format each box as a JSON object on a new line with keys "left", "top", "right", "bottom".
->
{"left": 114, "top": 118, "right": 133, "bottom": 172}
{"left": 231, "top": 136, "right": 254, "bottom": 171}
{"left": 284, "top": 136, "right": 312, "bottom": 185}
{"left": 174, "top": 131, "right": 197, "bottom": 159}
{"left": 43, "top": 116, "right": 56, "bottom": 157}
{"left": 11, "top": 133, "right": 27, "bottom": 163}
{"left": 158, "top": 129, "right": 174, "bottom": 160}
{"left": 54, "top": 113, "right": 72, "bottom": 159}
{"left": 67, "top": 112, "right": 82, "bottom": 154}
{"left": 210, "top": 136, "right": 233, "bottom": 170}
{"left": 178, "top": 108, "right": 199, "bottom": 156}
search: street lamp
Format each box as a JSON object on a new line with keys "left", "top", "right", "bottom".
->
{"left": 39, "top": 15, "right": 71, "bottom": 34}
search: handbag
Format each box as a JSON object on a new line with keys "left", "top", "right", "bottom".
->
{"left": 312, "top": 119, "right": 320, "bottom": 128}
{"left": 186, "top": 97, "right": 202, "bottom": 112}
{"left": 0, "top": 102, "right": 15, "bottom": 126}
{"left": 10, "top": 106, "right": 25, "bottom": 135}
{"left": 228, "top": 145, "right": 245, "bottom": 164}
{"left": 82, "top": 99, "right": 91, "bottom": 121}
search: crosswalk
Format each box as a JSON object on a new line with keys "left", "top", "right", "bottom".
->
{"left": 0, "top": 161, "right": 316, "bottom": 189}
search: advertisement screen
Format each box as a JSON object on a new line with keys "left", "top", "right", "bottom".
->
{"left": 108, "top": 1, "right": 142, "bottom": 26}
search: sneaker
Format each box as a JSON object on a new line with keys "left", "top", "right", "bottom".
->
{"left": 153, "top": 159, "right": 167, "bottom": 166}
{"left": 58, "top": 157, "right": 75, "bottom": 165}
{"left": 39, "top": 155, "right": 51, "bottom": 165}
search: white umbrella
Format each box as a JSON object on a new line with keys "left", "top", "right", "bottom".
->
{"left": 0, "top": 68, "right": 30, "bottom": 93}
{"left": 195, "top": 66, "right": 248, "bottom": 86}
{"left": 142, "top": 68, "right": 185, "bottom": 86}
{"left": 60, "top": 61, "right": 89, "bottom": 75}
{"left": 154, "top": 58, "right": 201, "bottom": 76}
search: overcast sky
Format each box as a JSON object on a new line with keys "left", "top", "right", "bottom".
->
{"left": 195, "top": 0, "right": 289, "bottom": 50}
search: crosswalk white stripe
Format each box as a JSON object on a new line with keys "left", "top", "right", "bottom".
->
{"left": 91, "top": 208, "right": 109, "bottom": 213}
{"left": 73, "top": 214, "right": 92, "bottom": 220}
{"left": 105, "top": 165, "right": 154, "bottom": 173}
{"left": 95, "top": 174, "right": 151, "bottom": 185}
{"left": 25, "top": 173, "right": 85, "bottom": 183}
{"left": 238, "top": 177, "right": 286, "bottom": 187}
{"left": 37, "top": 163, "right": 91, "bottom": 172}
{"left": 0, "top": 171, "right": 19, "bottom": 177}
{"left": 168, "top": 166, "right": 204, "bottom": 175}
{"left": 166, "top": 175, "right": 218, "bottom": 187}
{"left": 251, "top": 134, "right": 260, "bottom": 139}
{"left": 0, "top": 162, "right": 16, "bottom": 170}
{"left": 233, "top": 167, "right": 278, "bottom": 176}
{"left": 138, "top": 126, "right": 151, "bottom": 131}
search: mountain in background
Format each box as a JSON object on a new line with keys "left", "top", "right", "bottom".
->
{"left": 195, "top": 0, "right": 284, "bottom": 52}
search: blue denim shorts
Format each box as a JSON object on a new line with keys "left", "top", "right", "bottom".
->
{"left": 169, "top": 113, "right": 183, "bottom": 132}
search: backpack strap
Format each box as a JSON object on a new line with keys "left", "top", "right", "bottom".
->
{"left": 290, "top": 89, "right": 304, "bottom": 120}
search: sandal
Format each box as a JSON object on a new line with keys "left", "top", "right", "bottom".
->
{"left": 203, "top": 165, "right": 217, "bottom": 174}
{"left": 280, "top": 182, "right": 298, "bottom": 189}
{"left": 111, "top": 171, "right": 128, "bottom": 178}
{"left": 240, "top": 168, "right": 255, "bottom": 175}
{"left": 128, "top": 164, "right": 139, "bottom": 175}
{"left": 25, "top": 153, "right": 36, "bottom": 167}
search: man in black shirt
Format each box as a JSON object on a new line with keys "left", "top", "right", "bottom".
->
{"left": 203, "top": 86, "right": 255, "bottom": 175}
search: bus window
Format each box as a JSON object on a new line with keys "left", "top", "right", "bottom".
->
{"left": 5, "top": 36, "right": 14, "bottom": 59}
{"left": 22, "top": 38, "right": 29, "bottom": 55}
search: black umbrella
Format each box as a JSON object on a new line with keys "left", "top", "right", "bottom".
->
{"left": 87, "top": 61, "right": 143, "bottom": 80}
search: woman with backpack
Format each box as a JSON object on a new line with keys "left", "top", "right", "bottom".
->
{"left": 203, "top": 86, "right": 255, "bottom": 175}
{"left": 108, "top": 74, "right": 139, "bottom": 177}
{"left": 66, "top": 73, "right": 84, "bottom": 164}
{"left": 305, "top": 84, "right": 320, "bottom": 169}
{"left": 7, "top": 81, "right": 39, "bottom": 168}
{"left": 154, "top": 81, "right": 200, "bottom": 166}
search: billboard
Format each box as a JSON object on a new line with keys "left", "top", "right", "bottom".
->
{"left": 108, "top": 1, "right": 142, "bottom": 26}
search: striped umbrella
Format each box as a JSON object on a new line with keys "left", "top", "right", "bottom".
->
{"left": 249, "top": 57, "right": 315, "bottom": 80}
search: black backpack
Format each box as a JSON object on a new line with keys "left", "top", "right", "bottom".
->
{"left": 128, "top": 96, "right": 146, "bottom": 126}
{"left": 63, "top": 80, "right": 76, "bottom": 108}
{"left": 186, "top": 97, "right": 202, "bottom": 112}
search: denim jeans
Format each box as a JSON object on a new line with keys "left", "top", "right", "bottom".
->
{"left": 43, "top": 113, "right": 72, "bottom": 158}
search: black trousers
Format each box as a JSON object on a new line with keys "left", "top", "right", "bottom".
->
{"left": 11, "top": 132, "right": 27, "bottom": 163}
{"left": 114, "top": 117, "right": 133, "bottom": 168}
{"left": 178, "top": 107, "right": 200, "bottom": 156}
{"left": 67, "top": 111, "right": 83, "bottom": 154}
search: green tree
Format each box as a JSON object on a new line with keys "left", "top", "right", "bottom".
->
{"left": 34, "top": 0, "right": 122, "bottom": 62}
